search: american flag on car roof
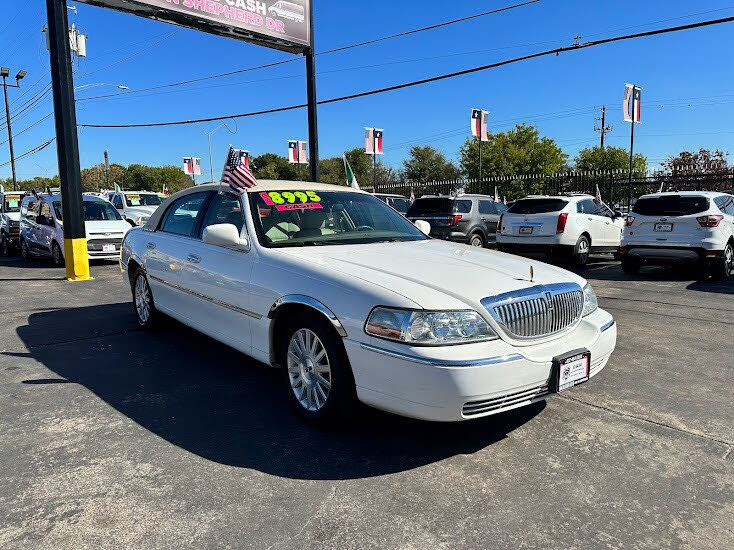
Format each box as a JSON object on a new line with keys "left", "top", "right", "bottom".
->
{"left": 221, "top": 146, "right": 257, "bottom": 193}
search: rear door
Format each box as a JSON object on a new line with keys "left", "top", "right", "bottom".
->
{"left": 478, "top": 200, "right": 501, "bottom": 242}
{"left": 407, "top": 197, "right": 466, "bottom": 238}
{"left": 504, "top": 198, "right": 569, "bottom": 237}
{"left": 630, "top": 195, "right": 710, "bottom": 246}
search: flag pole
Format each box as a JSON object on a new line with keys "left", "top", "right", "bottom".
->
{"left": 478, "top": 134, "right": 482, "bottom": 189}
{"left": 628, "top": 85, "right": 636, "bottom": 211}
{"left": 297, "top": 144, "right": 302, "bottom": 180}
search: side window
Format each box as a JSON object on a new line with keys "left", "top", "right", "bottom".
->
{"left": 594, "top": 203, "right": 614, "bottom": 218}
{"left": 112, "top": 195, "right": 123, "bottom": 209}
{"left": 38, "top": 202, "right": 52, "bottom": 225}
{"left": 200, "top": 192, "right": 246, "bottom": 236}
{"left": 455, "top": 200, "right": 472, "bottom": 214}
{"left": 479, "top": 200, "right": 497, "bottom": 215}
{"left": 160, "top": 192, "right": 211, "bottom": 237}
{"left": 577, "top": 199, "right": 596, "bottom": 214}
{"left": 24, "top": 201, "right": 37, "bottom": 222}
{"left": 495, "top": 202, "right": 508, "bottom": 213}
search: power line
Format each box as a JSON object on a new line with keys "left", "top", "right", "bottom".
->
{"left": 0, "top": 137, "right": 55, "bottom": 168}
{"left": 78, "top": 15, "right": 734, "bottom": 129}
{"left": 74, "top": 1, "right": 541, "bottom": 102}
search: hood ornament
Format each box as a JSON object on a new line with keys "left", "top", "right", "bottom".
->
{"left": 530, "top": 265, "right": 535, "bottom": 283}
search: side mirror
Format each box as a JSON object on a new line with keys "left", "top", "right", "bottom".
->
{"left": 202, "top": 223, "right": 249, "bottom": 251}
{"left": 414, "top": 219, "right": 431, "bottom": 236}
{"left": 614, "top": 210, "right": 623, "bottom": 218}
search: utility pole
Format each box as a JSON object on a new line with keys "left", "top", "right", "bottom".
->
{"left": 46, "top": 0, "right": 89, "bottom": 281}
{"left": 103, "top": 150, "right": 109, "bottom": 188}
{"left": 594, "top": 106, "right": 613, "bottom": 148}
{"left": 305, "top": 5, "right": 319, "bottom": 182}
{"left": 1, "top": 67, "right": 26, "bottom": 191}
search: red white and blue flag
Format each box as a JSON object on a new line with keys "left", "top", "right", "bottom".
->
{"left": 595, "top": 184, "right": 602, "bottom": 204}
{"left": 221, "top": 146, "right": 257, "bottom": 193}
{"left": 288, "top": 140, "right": 308, "bottom": 164}
{"left": 365, "top": 128, "right": 384, "bottom": 155}
{"left": 623, "top": 84, "right": 642, "bottom": 123}
{"left": 182, "top": 157, "right": 201, "bottom": 176}
{"left": 471, "top": 109, "right": 489, "bottom": 141}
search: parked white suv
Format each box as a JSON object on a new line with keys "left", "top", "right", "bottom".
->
{"left": 496, "top": 194, "right": 625, "bottom": 266}
{"left": 20, "top": 192, "right": 130, "bottom": 266}
{"left": 107, "top": 191, "right": 163, "bottom": 226}
{"left": 1, "top": 187, "right": 24, "bottom": 255}
{"left": 620, "top": 191, "right": 734, "bottom": 279}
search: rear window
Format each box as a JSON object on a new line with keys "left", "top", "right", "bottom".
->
{"left": 633, "top": 196, "right": 709, "bottom": 216}
{"left": 508, "top": 198, "right": 568, "bottom": 214}
{"left": 407, "top": 198, "right": 454, "bottom": 216}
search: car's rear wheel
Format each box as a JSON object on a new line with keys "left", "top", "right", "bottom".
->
{"left": 0, "top": 233, "right": 10, "bottom": 256}
{"left": 20, "top": 238, "right": 30, "bottom": 260}
{"left": 469, "top": 232, "right": 485, "bottom": 248}
{"left": 51, "top": 242, "right": 64, "bottom": 267}
{"left": 280, "top": 313, "right": 357, "bottom": 426}
{"left": 573, "top": 235, "right": 590, "bottom": 267}
{"left": 712, "top": 242, "right": 733, "bottom": 280}
{"left": 133, "top": 268, "right": 160, "bottom": 328}
{"left": 621, "top": 256, "right": 640, "bottom": 275}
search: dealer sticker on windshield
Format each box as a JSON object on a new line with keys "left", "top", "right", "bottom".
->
{"left": 260, "top": 191, "right": 323, "bottom": 212}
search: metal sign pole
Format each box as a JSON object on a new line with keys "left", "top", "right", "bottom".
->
{"left": 305, "top": 7, "right": 319, "bottom": 183}
{"left": 1, "top": 76, "right": 18, "bottom": 191}
{"left": 628, "top": 85, "right": 636, "bottom": 210}
{"left": 46, "top": 0, "right": 90, "bottom": 281}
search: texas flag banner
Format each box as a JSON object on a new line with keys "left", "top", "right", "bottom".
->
{"left": 182, "top": 157, "right": 201, "bottom": 176}
{"left": 288, "top": 140, "right": 300, "bottom": 163}
{"left": 623, "top": 84, "right": 642, "bottom": 123}
{"left": 471, "top": 109, "right": 489, "bottom": 141}
{"left": 373, "top": 129, "right": 384, "bottom": 155}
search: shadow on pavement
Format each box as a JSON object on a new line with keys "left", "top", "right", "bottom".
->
{"left": 686, "top": 279, "right": 734, "bottom": 294}
{"left": 16, "top": 303, "right": 543, "bottom": 480}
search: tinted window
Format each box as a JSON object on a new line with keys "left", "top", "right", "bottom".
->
{"left": 455, "top": 200, "right": 472, "bottom": 214}
{"left": 633, "top": 196, "right": 709, "bottom": 216}
{"left": 387, "top": 197, "right": 410, "bottom": 214}
{"left": 576, "top": 199, "right": 597, "bottom": 214}
{"left": 407, "top": 198, "right": 453, "bottom": 216}
{"left": 508, "top": 198, "right": 568, "bottom": 214}
{"left": 161, "top": 193, "right": 210, "bottom": 237}
{"left": 125, "top": 193, "right": 162, "bottom": 207}
{"left": 495, "top": 202, "right": 507, "bottom": 213}
{"left": 52, "top": 200, "right": 122, "bottom": 221}
{"left": 23, "top": 201, "right": 37, "bottom": 222}
{"left": 112, "top": 195, "right": 123, "bottom": 209}
{"left": 200, "top": 192, "right": 245, "bottom": 236}
{"left": 479, "top": 200, "right": 497, "bottom": 215}
{"left": 715, "top": 196, "right": 734, "bottom": 216}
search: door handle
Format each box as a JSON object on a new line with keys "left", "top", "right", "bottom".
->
{"left": 146, "top": 242, "right": 156, "bottom": 249}
{"left": 186, "top": 254, "right": 201, "bottom": 264}
{"left": 480, "top": 217, "right": 488, "bottom": 221}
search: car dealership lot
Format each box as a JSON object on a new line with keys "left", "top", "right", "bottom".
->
{"left": 0, "top": 256, "right": 732, "bottom": 549}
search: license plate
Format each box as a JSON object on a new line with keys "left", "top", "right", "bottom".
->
{"left": 102, "top": 244, "right": 116, "bottom": 253}
{"left": 654, "top": 223, "right": 673, "bottom": 232}
{"left": 552, "top": 350, "right": 590, "bottom": 392}
{"left": 519, "top": 226, "right": 533, "bottom": 234}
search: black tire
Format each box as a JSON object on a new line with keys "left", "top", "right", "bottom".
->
{"left": 20, "top": 238, "right": 30, "bottom": 260}
{"left": 0, "top": 233, "right": 10, "bottom": 256}
{"left": 572, "top": 235, "right": 590, "bottom": 267}
{"left": 621, "top": 256, "right": 640, "bottom": 275}
{"left": 132, "top": 268, "right": 160, "bottom": 329}
{"left": 712, "top": 242, "right": 734, "bottom": 280}
{"left": 469, "top": 232, "right": 485, "bottom": 248}
{"left": 279, "top": 312, "right": 357, "bottom": 426}
{"left": 51, "top": 241, "right": 64, "bottom": 267}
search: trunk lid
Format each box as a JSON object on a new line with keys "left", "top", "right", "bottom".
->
{"left": 502, "top": 198, "right": 568, "bottom": 237}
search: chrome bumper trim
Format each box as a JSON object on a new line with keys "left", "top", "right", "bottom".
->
{"left": 359, "top": 342, "right": 524, "bottom": 367}
{"left": 600, "top": 319, "right": 615, "bottom": 333}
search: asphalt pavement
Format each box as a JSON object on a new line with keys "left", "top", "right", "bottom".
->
{"left": 0, "top": 253, "right": 732, "bottom": 549}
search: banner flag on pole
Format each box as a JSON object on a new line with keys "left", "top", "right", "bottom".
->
{"left": 364, "top": 128, "right": 374, "bottom": 155}
{"left": 288, "top": 140, "right": 309, "bottom": 164}
{"left": 182, "top": 157, "right": 201, "bottom": 176}
{"left": 221, "top": 146, "right": 257, "bottom": 194}
{"left": 343, "top": 154, "right": 359, "bottom": 189}
{"left": 494, "top": 186, "right": 499, "bottom": 203}
{"left": 623, "top": 84, "right": 642, "bottom": 123}
{"left": 471, "top": 109, "right": 489, "bottom": 141}
{"left": 298, "top": 141, "right": 307, "bottom": 164}
{"left": 374, "top": 129, "right": 384, "bottom": 154}
{"left": 595, "top": 184, "right": 602, "bottom": 204}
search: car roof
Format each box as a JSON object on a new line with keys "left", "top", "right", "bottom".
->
{"left": 519, "top": 194, "right": 592, "bottom": 200}
{"left": 638, "top": 191, "right": 728, "bottom": 199}
{"left": 21, "top": 193, "right": 110, "bottom": 203}
{"left": 374, "top": 193, "right": 407, "bottom": 198}
{"left": 121, "top": 190, "right": 158, "bottom": 194}
{"left": 415, "top": 194, "right": 495, "bottom": 200}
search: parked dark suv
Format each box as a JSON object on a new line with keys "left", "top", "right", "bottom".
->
{"left": 406, "top": 194, "right": 506, "bottom": 247}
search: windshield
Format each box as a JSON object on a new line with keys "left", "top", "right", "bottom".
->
{"left": 508, "top": 198, "right": 568, "bottom": 214}
{"left": 3, "top": 195, "right": 22, "bottom": 213}
{"left": 53, "top": 200, "right": 123, "bottom": 221}
{"left": 125, "top": 193, "right": 161, "bottom": 207}
{"left": 633, "top": 195, "right": 709, "bottom": 216}
{"left": 250, "top": 190, "right": 428, "bottom": 248}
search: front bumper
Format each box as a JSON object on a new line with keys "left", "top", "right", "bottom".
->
{"left": 345, "top": 308, "right": 616, "bottom": 422}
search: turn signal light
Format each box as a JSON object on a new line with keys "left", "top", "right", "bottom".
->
{"left": 556, "top": 212, "right": 568, "bottom": 233}
{"left": 625, "top": 216, "right": 635, "bottom": 226}
{"left": 447, "top": 214, "right": 463, "bottom": 226}
{"left": 696, "top": 215, "right": 723, "bottom": 227}
{"left": 497, "top": 213, "right": 503, "bottom": 232}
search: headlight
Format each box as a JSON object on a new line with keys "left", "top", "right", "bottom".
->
{"left": 582, "top": 283, "right": 598, "bottom": 316}
{"left": 365, "top": 307, "right": 498, "bottom": 345}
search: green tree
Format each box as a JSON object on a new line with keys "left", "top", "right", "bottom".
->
{"left": 459, "top": 124, "right": 568, "bottom": 179}
{"left": 402, "top": 146, "right": 459, "bottom": 183}
{"left": 251, "top": 153, "right": 301, "bottom": 181}
{"left": 81, "top": 163, "right": 126, "bottom": 192}
{"left": 575, "top": 146, "right": 647, "bottom": 173}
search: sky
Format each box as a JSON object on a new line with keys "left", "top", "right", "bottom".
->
{"left": 1, "top": 0, "right": 734, "bottom": 182}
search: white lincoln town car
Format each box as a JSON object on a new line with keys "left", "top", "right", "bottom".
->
{"left": 120, "top": 181, "right": 617, "bottom": 424}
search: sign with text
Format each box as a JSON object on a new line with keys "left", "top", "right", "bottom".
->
{"left": 76, "top": 0, "right": 310, "bottom": 53}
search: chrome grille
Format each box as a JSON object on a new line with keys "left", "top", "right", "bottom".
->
{"left": 462, "top": 384, "right": 549, "bottom": 417}
{"left": 481, "top": 283, "right": 584, "bottom": 340}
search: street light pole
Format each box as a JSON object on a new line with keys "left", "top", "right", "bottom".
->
{"left": 1, "top": 67, "right": 26, "bottom": 191}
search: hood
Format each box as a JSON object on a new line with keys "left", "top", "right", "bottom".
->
{"left": 4, "top": 212, "right": 21, "bottom": 222}
{"left": 124, "top": 205, "right": 158, "bottom": 217}
{"left": 277, "top": 239, "right": 587, "bottom": 311}
{"left": 84, "top": 219, "right": 131, "bottom": 235}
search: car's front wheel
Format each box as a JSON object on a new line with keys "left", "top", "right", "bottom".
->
{"left": 712, "top": 242, "right": 733, "bottom": 280}
{"left": 51, "top": 242, "right": 64, "bottom": 267}
{"left": 280, "top": 313, "right": 357, "bottom": 426}
{"left": 133, "top": 268, "right": 160, "bottom": 328}
{"left": 20, "top": 238, "right": 30, "bottom": 260}
{"left": 0, "top": 233, "right": 10, "bottom": 256}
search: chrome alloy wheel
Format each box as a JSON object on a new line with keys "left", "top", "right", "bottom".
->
{"left": 287, "top": 328, "right": 332, "bottom": 411}
{"left": 725, "top": 243, "right": 733, "bottom": 277}
{"left": 577, "top": 238, "right": 589, "bottom": 256}
{"left": 134, "top": 274, "right": 151, "bottom": 324}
